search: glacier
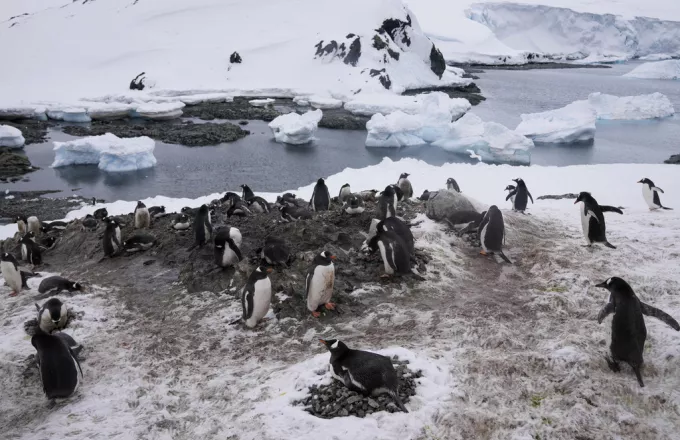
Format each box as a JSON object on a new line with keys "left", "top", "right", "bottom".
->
{"left": 52, "top": 133, "right": 157, "bottom": 172}
{"left": 269, "top": 109, "right": 323, "bottom": 145}
{"left": 516, "top": 101, "right": 597, "bottom": 144}
{"left": 623, "top": 60, "right": 680, "bottom": 80}
{"left": 0, "top": 125, "right": 26, "bottom": 148}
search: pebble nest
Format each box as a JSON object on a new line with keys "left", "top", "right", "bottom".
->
{"left": 295, "top": 357, "right": 422, "bottom": 418}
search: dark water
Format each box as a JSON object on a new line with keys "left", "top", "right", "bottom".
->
{"left": 2, "top": 61, "right": 679, "bottom": 200}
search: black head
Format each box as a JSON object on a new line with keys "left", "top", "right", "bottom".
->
{"left": 512, "top": 178, "right": 526, "bottom": 187}
{"left": 446, "top": 178, "right": 454, "bottom": 183}
{"left": 159, "top": 206, "right": 166, "bottom": 212}
{"left": 315, "top": 250, "right": 336, "bottom": 265}
{"left": 198, "top": 204, "right": 209, "bottom": 214}
{"left": 44, "top": 298, "right": 64, "bottom": 321}
{"left": 40, "top": 225, "right": 49, "bottom": 233}
{"left": 505, "top": 185, "right": 515, "bottom": 191}
{"left": 594, "top": 277, "right": 634, "bottom": 296}
{"left": 341, "top": 183, "right": 350, "bottom": 189}
{"left": 136, "top": 201, "right": 146, "bottom": 208}
{"left": 1, "top": 252, "right": 16, "bottom": 262}
{"left": 319, "top": 338, "right": 349, "bottom": 354}
{"left": 574, "top": 192, "right": 594, "bottom": 205}
{"left": 400, "top": 173, "right": 410, "bottom": 179}
{"left": 252, "top": 265, "right": 273, "bottom": 280}
{"left": 85, "top": 214, "right": 94, "bottom": 219}
{"left": 240, "top": 184, "right": 247, "bottom": 189}
{"left": 637, "top": 178, "right": 653, "bottom": 185}
{"left": 316, "top": 178, "right": 326, "bottom": 186}
{"left": 383, "top": 185, "right": 395, "bottom": 196}
{"left": 72, "top": 282, "right": 83, "bottom": 291}
{"left": 22, "top": 231, "right": 35, "bottom": 241}
{"left": 15, "top": 215, "right": 27, "bottom": 223}
{"left": 487, "top": 205, "right": 500, "bottom": 214}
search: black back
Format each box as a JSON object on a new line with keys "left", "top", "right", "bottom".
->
{"left": 93, "top": 208, "right": 108, "bottom": 220}
{"left": 241, "top": 184, "right": 255, "bottom": 201}
{"left": 241, "top": 266, "right": 269, "bottom": 320}
{"left": 31, "top": 333, "right": 81, "bottom": 399}
{"left": 377, "top": 217, "right": 414, "bottom": 256}
{"left": 511, "top": 179, "right": 532, "bottom": 211}
{"left": 193, "top": 205, "right": 212, "bottom": 246}
{"left": 311, "top": 178, "right": 331, "bottom": 211}
{"left": 479, "top": 205, "right": 504, "bottom": 252}
{"left": 214, "top": 229, "right": 242, "bottom": 265}
{"left": 378, "top": 185, "right": 396, "bottom": 220}
{"left": 38, "top": 276, "right": 81, "bottom": 293}
{"left": 248, "top": 196, "right": 271, "bottom": 213}
{"left": 601, "top": 278, "right": 646, "bottom": 369}
{"left": 21, "top": 233, "right": 42, "bottom": 265}
{"left": 263, "top": 236, "right": 290, "bottom": 265}
{"left": 103, "top": 219, "right": 121, "bottom": 256}
{"left": 390, "top": 184, "right": 404, "bottom": 201}
{"left": 576, "top": 192, "right": 607, "bottom": 243}
{"left": 376, "top": 230, "right": 411, "bottom": 274}
{"left": 447, "top": 178, "right": 461, "bottom": 193}
{"left": 1, "top": 252, "right": 19, "bottom": 269}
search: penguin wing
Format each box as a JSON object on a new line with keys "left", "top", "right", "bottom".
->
{"left": 584, "top": 207, "right": 601, "bottom": 223}
{"left": 242, "top": 286, "right": 254, "bottom": 320}
{"left": 527, "top": 190, "right": 534, "bottom": 204}
{"left": 652, "top": 190, "right": 661, "bottom": 207}
{"left": 597, "top": 301, "right": 615, "bottom": 324}
{"left": 70, "top": 348, "right": 84, "bottom": 377}
{"left": 228, "top": 239, "right": 243, "bottom": 261}
{"left": 640, "top": 302, "right": 680, "bottom": 331}
{"left": 599, "top": 205, "right": 623, "bottom": 215}
{"left": 477, "top": 214, "right": 490, "bottom": 236}
{"left": 305, "top": 266, "right": 315, "bottom": 298}
{"left": 652, "top": 186, "right": 664, "bottom": 194}
{"left": 505, "top": 190, "right": 517, "bottom": 201}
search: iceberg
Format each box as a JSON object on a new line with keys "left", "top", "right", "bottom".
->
{"left": 178, "top": 93, "right": 232, "bottom": 105}
{"left": 83, "top": 102, "right": 138, "bottom": 120}
{"left": 0, "top": 125, "right": 25, "bottom": 148}
{"left": 46, "top": 106, "right": 91, "bottom": 123}
{"left": 130, "top": 102, "right": 185, "bottom": 120}
{"left": 345, "top": 92, "right": 470, "bottom": 117}
{"left": 52, "top": 133, "right": 157, "bottom": 172}
{"left": 516, "top": 100, "right": 597, "bottom": 144}
{"left": 588, "top": 92, "right": 674, "bottom": 120}
{"left": 0, "top": 105, "right": 47, "bottom": 121}
{"left": 623, "top": 60, "right": 680, "bottom": 80}
{"left": 269, "top": 109, "right": 323, "bottom": 145}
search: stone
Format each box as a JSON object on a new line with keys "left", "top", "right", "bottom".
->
{"left": 425, "top": 189, "right": 476, "bottom": 221}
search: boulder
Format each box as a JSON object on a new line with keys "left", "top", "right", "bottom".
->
{"left": 425, "top": 189, "right": 476, "bottom": 221}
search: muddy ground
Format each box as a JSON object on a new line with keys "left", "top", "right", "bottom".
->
{"left": 0, "top": 190, "right": 88, "bottom": 224}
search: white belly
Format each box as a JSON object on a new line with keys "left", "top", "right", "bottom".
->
{"left": 115, "top": 227, "right": 121, "bottom": 244}
{"left": 173, "top": 222, "right": 190, "bottom": 230}
{"left": 221, "top": 247, "right": 240, "bottom": 266}
{"left": 230, "top": 228, "right": 242, "bottom": 247}
{"left": 27, "top": 217, "right": 40, "bottom": 234}
{"left": 642, "top": 185, "right": 656, "bottom": 209}
{"left": 1, "top": 261, "right": 22, "bottom": 292}
{"left": 21, "top": 244, "right": 28, "bottom": 261}
{"left": 307, "top": 264, "right": 335, "bottom": 311}
{"left": 345, "top": 206, "right": 364, "bottom": 215}
{"left": 246, "top": 278, "right": 272, "bottom": 327}
{"left": 378, "top": 241, "right": 394, "bottom": 274}
{"left": 579, "top": 203, "right": 591, "bottom": 242}
{"left": 135, "top": 210, "right": 149, "bottom": 227}
{"left": 480, "top": 223, "right": 489, "bottom": 252}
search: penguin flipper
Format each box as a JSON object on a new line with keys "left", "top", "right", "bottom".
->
{"left": 603, "top": 241, "right": 617, "bottom": 249}
{"left": 528, "top": 191, "right": 534, "bottom": 204}
{"left": 505, "top": 190, "right": 516, "bottom": 201}
{"left": 652, "top": 186, "right": 664, "bottom": 194}
{"left": 498, "top": 251, "right": 512, "bottom": 264}
{"left": 597, "top": 301, "right": 615, "bottom": 324}
{"left": 600, "top": 205, "right": 623, "bottom": 215}
{"left": 640, "top": 302, "right": 680, "bottom": 331}
{"left": 632, "top": 365, "right": 644, "bottom": 387}
{"left": 390, "top": 391, "right": 409, "bottom": 413}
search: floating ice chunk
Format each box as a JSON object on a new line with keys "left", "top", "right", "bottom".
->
{"left": 268, "top": 109, "right": 323, "bottom": 145}
{"left": 307, "top": 95, "right": 343, "bottom": 110}
{"left": 588, "top": 92, "right": 675, "bottom": 120}
{"left": 345, "top": 91, "right": 470, "bottom": 117}
{"left": 46, "top": 106, "right": 91, "bottom": 123}
{"left": 52, "top": 133, "right": 157, "bottom": 172}
{"left": 82, "top": 102, "right": 137, "bottom": 120}
{"left": 178, "top": 93, "right": 232, "bottom": 106}
{"left": 293, "top": 96, "right": 310, "bottom": 106}
{"left": 0, "top": 125, "right": 25, "bottom": 148}
{"left": 130, "top": 102, "right": 185, "bottom": 120}
{"left": 623, "top": 60, "right": 680, "bottom": 80}
{"left": 638, "top": 54, "right": 675, "bottom": 61}
{"left": 433, "top": 113, "right": 534, "bottom": 165}
{"left": 249, "top": 98, "right": 275, "bottom": 107}
{"left": 0, "top": 105, "right": 46, "bottom": 121}
{"left": 516, "top": 100, "right": 597, "bottom": 144}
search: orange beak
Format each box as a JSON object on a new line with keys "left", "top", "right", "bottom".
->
{"left": 319, "top": 339, "right": 327, "bottom": 345}
{"left": 266, "top": 268, "right": 273, "bottom": 273}
{"left": 330, "top": 255, "right": 337, "bottom": 260}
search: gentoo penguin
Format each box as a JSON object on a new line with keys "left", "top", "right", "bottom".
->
{"left": 134, "top": 201, "right": 150, "bottom": 229}
{"left": 102, "top": 218, "right": 122, "bottom": 257}
{"left": 221, "top": 192, "right": 242, "bottom": 208}
{"left": 478, "top": 205, "right": 511, "bottom": 263}
{"left": 595, "top": 277, "right": 680, "bottom": 387}
{"left": 36, "top": 298, "right": 68, "bottom": 334}
{"left": 574, "top": 192, "right": 623, "bottom": 248}
{"left": 241, "top": 266, "right": 273, "bottom": 328}
{"left": 21, "top": 232, "right": 42, "bottom": 265}
{"left": 227, "top": 200, "right": 252, "bottom": 218}
{"left": 93, "top": 207, "right": 108, "bottom": 220}
{"left": 446, "top": 178, "right": 461, "bottom": 193}
{"left": 261, "top": 236, "right": 290, "bottom": 266}
{"left": 306, "top": 251, "right": 336, "bottom": 317}
{"left": 310, "top": 178, "right": 331, "bottom": 211}
{"left": 247, "top": 196, "right": 271, "bottom": 214}
{"left": 193, "top": 204, "right": 212, "bottom": 246}
{"left": 148, "top": 206, "right": 167, "bottom": 219}
{"left": 338, "top": 184, "right": 352, "bottom": 204}
{"left": 397, "top": 173, "right": 413, "bottom": 200}
{"left": 1, "top": 252, "right": 22, "bottom": 296}
{"left": 365, "top": 217, "right": 414, "bottom": 258}
{"left": 214, "top": 228, "right": 242, "bottom": 268}
{"left": 181, "top": 206, "right": 199, "bottom": 217}
{"left": 279, "top": 205, "right": 312, "bottom": 222}
{"left": 20, "top": 231, "right": 34, "bottom": 260}
{"left": 16, "top": 215, "right": 27, "bottom": 235}
{"left": 31, "top": 332, "right": 82, "bottom": 399}
{"left": 40, "top": 236, "right": 57, "bottom": 250}
{"left": 418, "top": 190, "right": 437, "bottom": 201}
{"left": 638, "top": 178, "right": 672, "bottom": 210}
{"left": 82, "top": 214, "right": 98, "bottom": 230}
{"left": 359, "top": 189, "right": 379, "bottom": 202}
{"left": 123, "top": 233, "right": 157, "bottom": 252}
{"left": 378, "top": 185, "right": 397, "bottom": 220}
{"left": 55, "top": 332, "right": 83, "bottom": 357}
{"left": 41, "top": 221, "right": 68, "bottom": 234}
{"left": 275, "top": 192, "right": 300, "bottom": 207}
{"left": 241, "top": 184, "right": 256, "bottom": 201}
{"left": 447, "top": 210, "right": 485, "bottom": 236}
{"left": 369, "top": 228, "right": 411, "bottom": 276}
{"left": 390, "top": 184, "right": 405, "bottom": 202}
{"left": 27, "top": 216, "right": 40, "bottom": 235}
{"left": 171, "top": 213, "right": 191, "bottom": 230}
{"left": 319, "top": 339, "right": 408, "bottom": 413}
{"left": 505, "top": 178, "right": 533, "bottom": 213}
{"left": 38, "top": 276, "right": 83, "bottom": 295}
{"left": 504, "top": 185, "right": 516, "bottom": 204}
{"left": 343, "top": 194, "right": 365, "bottom": 215}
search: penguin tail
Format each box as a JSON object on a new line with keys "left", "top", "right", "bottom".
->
{"left": 604, "top": 241, "right": 617, "bottom": 249}
{"left": 662, "top": 206, "right": 673, "bottom": 210}
{"left": 633, "top": 366, "right": 644, "bottom": 387}
{"left": 390, "top": 391, "right": 409, "bottom": 413}
{"left": 499, "top": 251, "right": 512, "bottom": 264}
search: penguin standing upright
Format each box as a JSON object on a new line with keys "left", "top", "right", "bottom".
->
{"left": 306, "top": 251, "right": 336, "bottom": 317}
{"left": 241, "top": 266, "right": 273, "bottom": 328}
{"left": 16, "top": 215, "right": 27, "bottom": 235}
{"left": 21, "top": 232, "right": 42, "bottom": 265}
{"left": 595, "top": 277, "right": 680, "bottom": 387}
{"left": 38, "top": 276, "right": 83, "bottom": 295}
{"left": 31, "top": 332, "right": 82, "bottom": 399}
{"left": 446, "top": 178, "right": 461, "bottom": 193}
{"left": 319, "top": 339, "right": 408, "bottom": 413}
{"left": 214, "top": 228, "right": 242, "bottom": 268}
{"left": 261, "top": 236, "right": 290, "bottom": 266}
{"left": 27, "top": 216, "right": 41, "bottom": 235}
{"left": 338, "top": 184, "right": 352, "bottom": 204}
{"left": 478, "top": 205, "right": 511, "bottom": 263}
{"left": 638, "top": 178, "right": 672, "bottom": 210}
{"left": 1, "top": 252, "right": 22, "bottom": 296}
{"left": 241, "top": 184, "right": 256, "bottom": 201}
{"left": 102, "top": 218, "right": 122, "bottom": 257}
{"left": 134, "top": 201, "right": 150, "bottom": 229}
{"left": 377, "top": 185, "right": 397, "bottom": 220}
{"left": 193, "top": 204, "right": 213, "bottom": 247}
{"left": 309, "top": 178, "right": 331, "bottom": 211}
{"left": 369, "top": 228, "right": 411, "bottom": 276}
{"left": 397, "top": 173, "right": 413, "bottom": 200}
{"left": 36, "top": 298, "right": 68, "bottom": 334}
{"left": 365, "top": 217, "right": 415, "bottom": 258}
{"left": 343, "top": 194, "right": 365, "bottom": 215}
{"left": 505, "top": 178, "right": 533, "bottom": 213}
{"left": 504, "top": 185, "right": 516, "bottom": 204}
{"left": 574, "top": 192, "right": 623, "bottom": 249}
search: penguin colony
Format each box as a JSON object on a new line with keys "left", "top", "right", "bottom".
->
{"left": 1, "top": 173, "right": 677, "bottom": 410}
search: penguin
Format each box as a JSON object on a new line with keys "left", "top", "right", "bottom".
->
{"left": 338, "top": 184, "right": 352, "bottom": 204}
{"left": 241, "top": 266, "right": 273, "bottom": 328}
{"left": 102, "top": 218, "right": 122, "bottom": 257}
{"left": 359, "top": 189, "right": 379, "bottom": 202}
{"left": 193, "top": 204, "right": 212, "bottom": 246}
{"left": 478, "top": 205, "right": 511, "bottom": 263}
{"left": 279, "top": 205, "right": 312, "bottom": 222}
{"left": 418, "top": 190, "right": 435, "bottom": 201}
{"left": 181, "top": 206, "right": 199, "bottom": 217}
{"left": 221, "top": 192, "right": 242, "bottom": 208}
{"left": 134, "top": 201, "right": 150, "bottom": 229}
{"left": 397, "top": 173, "right": 413, "bottom": 200}
{"left": 638, "top": 178, "right": 672, "bottom": 210}
{"left": 123, "top": 233, "right": 157, "bottom": 252}
{"left": 41, "top": 221, "right": 69, "bottom": 234}
{"left": 390, "top": 184, "right": 404, "bottom": 202}
{"left": 27, "top": 216, "right": 40, "bottom": 235}
{"left": 20, "top": 231, "right": 35, "bottom": 260}
{"left": 318, "top": 339, "right": 408, "bottom": 413}
{"left": 36, "top": 298, "right": 68, "bottom": 334}
{"left": 446, "top": 178, "right": 461, "bottom": 193}
{"left": 91, "top": 197, "right": 97, "bottom": 206}
{"left": 247, "top": 196, "right": 271, "bottom": 214}
{"left": 15, "top": 215, "right": 27, "bottom": 235}
{"left": 261, "top": 236, "right": 290, "bottom": 266}
{"left": 21, "top": 232, "right": 42, "bottom": 265}
{"left": 446, "top": 210, "right": 485, "bottom": 236}
{"left": 93, "top": 207, "right": 108, "bottom": 220}
{"left": 148, "top": 206, "right": 167, "bottom": 218}
{"left": 369, "top": 228, "right": 411, "bottom": 276}
{"left": 31, "top": 332, "right": 82, "bottom": 399}
{"left": 1, "top": 252, "right": 22, "bottom": 296}
{"left": 170, "top": 213, "right": 191, "bottom": 230}
{"left": 378, "top": 185, "right": 397, "bottom": 220}
{"left": 214, "top": 228, "right": 242, "bottom": 268}
{"left": 365, "top": 217, "right": 414, "bottom": 258}
{"left": 82, "top": 214, "right": 98, "bottom": 230}
{"left": 504, "top": 185, "right": 516, "bottom": 204}
{"left": 227, "top": 200, "right": 252, "bottom": 218}
{"left": 595, "top": 277, "right": 680, "bottom": 387}
{"left": 38, "top": 276, "right": 83, "bottom": 295}
{"left": 505, "top": 178, "right": 533, "bottom": 213}
{"left": 39, "top": 236, "right": 57, "bottom": 250}
{"left": 306, "top": 251, "right": 336, "bottom": 317}
{"left": 309, "top": 178, "right": 331, "bottom": 212}
{"left": 275, "top": 192, "right": 300, "bottom": 207}
{"left": 241, "top": 184, "right": 256, "bottom": 201}
{"left": 343, "top": 194, "right": 365, "bottom": 215}
{"left": 21, "top": 269, "right": 41, "bottom": 289}
{"left": 574, "top": 192, "right": 623, "bottom": 248}
{"left": 55, "top": 332, "right": 83, "bottom": 357}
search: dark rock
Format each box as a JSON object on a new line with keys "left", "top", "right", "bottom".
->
{"left": 2, "top": 120, "right": 51, "bottom": 144}
{"left": 537, "top": 193, "right": 579, "bottom": 200}
{"left": 344, "top": 37, "right": 361, "bottom": 67}
{"left": 0, "top": 150, "right": 35, "bottom": 178}
{"left": 426, "top": 190, "right": 476, "bottom": 221}
{"left": 238, "top": 120, "right": 249, "bottom": 126}
{"left": 429, "top": 44, "right": 446, "bottom": 79}
{"left": 387, "top": 48, "right": 400, "bottom": 60}
{"left": 182, "top": 97, "right": 281, "bottom": 122}
{"left": 372, "top": 35, "right": 387, "bottom": 50}
{"left": 379, "top": 16, "right": 412, "bottom": 47}
{"left": 402, "top": 84, "right": 486, "bottom": 106}
{"left": 318, "top": 109, "right": 369, "bottom": 130}
{"left": 129, "top": 72, "right": 146, "bottom": 91}
{"left": 664, "top": 154, "right": 680, "bottom": 164}
{"left": 229, "top": 51, "right": 242, "bottom": 64}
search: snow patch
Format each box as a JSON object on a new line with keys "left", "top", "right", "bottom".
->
{"left": 0, "top": 125, "right": 26, "bottom": 148}
{"left": 623, "top": 60, "right": 680, "bottom": 80}
{"left": 250, "top": 98, "right": 275, "bottom": 107}
{"left": 588, "top": 92, "right": 675, "bottom": 120}
{"left": 45, "top": 106, "right": 91, "bottom": 123}
{"left": 52, "top": 133, "right": 157, "bottom": 172}
{"left": 269, "top": 109, "right": 323, "bottom": 145}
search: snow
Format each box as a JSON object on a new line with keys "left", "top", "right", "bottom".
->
{"left": 177, "top": 93, "right": 233, "bottom": 105}
{"left": 130, "top": 102, "right": 185, "bottom": 120}
{"left": 0, "top": 125, "right": 26, "bottom": 148}
{"left": 51, "top": 133, "right": 157, "bottom": 172}
{"left": 45, "top": 106, "right": 91, "bottom": 123}
{"left": 81, "top": 102, "right": 138, "bottom": 120}
{"left": 516, "top": 100, "right": 597, "bottom": 144}
{"left": 308, "top": 95, "right": 344, "bottom": 110}
{"left": 623, "top": 60, "right": 680, "bottom": 80}
{"left": 346, "top": 91, "right": 471, "bottom": 117}
{"left": 638, "top": 54, "right": 675, "bottom": 61}
{"left": 0, "top": 105, "right": 47, "bottom": 121}
{"left": 269, "top": 109, "right": 323, "bottom": 145}
{"left": 588, "top": 92, "right": 675, "bottom": 120}
{"left": 250, "top": 98, "right": 275, "bottom": 107}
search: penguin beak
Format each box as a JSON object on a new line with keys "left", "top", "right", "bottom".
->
{"left": 266, "top": 268, "right": 273, "bottom": 273}
{"left": 319, "top": 339, "right": 327, "bottom": 345}
{"left": 330, "top": 255, "right": 337, "bottom": 260}
{"left": 636, "top": 180, "right": 642, "bottom": 183}
{"left": 594, "top": 281, "right": 608, "bottom": 288}
{"left": 573, "top": 199, "right": 579, "bottom": 204}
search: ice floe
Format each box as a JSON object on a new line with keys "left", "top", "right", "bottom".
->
{"left": 516, "top": 100, "right": 597, "bottom": 144}
{"left": 0, "top": 125, "right": 25, "bottom": 148}
{"left": 345, "top": 92, "right": 470, "bottom": 117}
{"left": 623, "top": 60, "right": 680, "bottom": 80}
{"left": 45, "top": 106, "right": 91, "bottom": 123}
{"left": 250, "top": 98, "right": 275, "bottom": 107}
{"left": 52, "top": 133, "right": 157, "bottom": 172}
{"left": 588, "top": 92, "right": 675, "bottom": 120}
{"left": 130, "top": 102, "right": 185, "bottom": 120}
{"left": 269, "top": 109, "right": 323, "bottom": 145}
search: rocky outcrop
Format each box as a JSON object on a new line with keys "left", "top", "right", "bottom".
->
{"left": 664, "top": 154, "right": 680, "bottom": 164}
{"left": 425, "top": 189, "right": 477, "bottom": 221}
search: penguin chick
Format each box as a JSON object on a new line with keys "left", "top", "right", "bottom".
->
{"left": 134, "top": 201, "right": 150, "bottom": 229}
{"left": 279, "top": 205, "right": 312, "bottom": 222}
{"left": 396, "top": 173, "right": 413, "bottom": 200}
{"left": 338, "top": 184, "right": 352, "bottom": 204}
{"left": 214, "top": 228, "right": 242, "bottom": 268}
{"left": 123, "top": 233, "right": 157, "bottom": 252}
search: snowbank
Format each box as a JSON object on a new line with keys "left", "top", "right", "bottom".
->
{"left": 269, "top": 109, "right": 323, "bottom": 145}
{"left": 308, "top": 95, "right": 343, "bottom": 110}
{"left": 45, "top": 106, "right": 91, "bottom": 123}
{"left": 130, "top": 102, "right": 184, "bottom": 120}
{"left": 623, "top": 60, "right": 680, "bottom": 80}
{"left": 516, "top": 101, "right": 597, "bottom": 144}
{"left": 588, "top": 92, "right": 674, "bottom": 120}
{"left": 346, "top": 91, "right": 471, "bottom": 117}
{"left": 0, "top": 105, "right": 46, "bottom": 121}
{"left": 82, "top": 102, "right": 138, "bottom": 120}
{"left": 52, "top": 133, "right": 157, "bottom": 172}
{"left": 0, "top": 125, "right": 25, "bottom": 148}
